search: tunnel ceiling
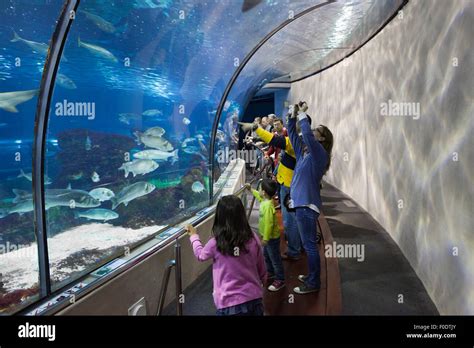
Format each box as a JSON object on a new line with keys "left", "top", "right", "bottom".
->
{"left": 226, "top": 0, "right": 405, "bottom": 110}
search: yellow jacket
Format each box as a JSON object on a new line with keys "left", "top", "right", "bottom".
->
{"left": 256, "top": 127, "right": 296, "bottom": 187}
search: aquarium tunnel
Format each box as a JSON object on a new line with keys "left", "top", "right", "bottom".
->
{"left": 0, "top": 0, "right": 472, "bottom": 316}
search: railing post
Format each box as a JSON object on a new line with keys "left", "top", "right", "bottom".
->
{"left": 175, "top": 239, "right": 183, "bottom": 316}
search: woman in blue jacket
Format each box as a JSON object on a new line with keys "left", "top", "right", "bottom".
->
{"left": 287, "top": 101, "right": 333, "bottom": 294}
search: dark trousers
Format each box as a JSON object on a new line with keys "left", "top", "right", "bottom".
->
{"left": 295, "top": 207, "right": 321, "bottom": 288}
{"left": 263, "top": 237, "right": 285, "bottom": 281}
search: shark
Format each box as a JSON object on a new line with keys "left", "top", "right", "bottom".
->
{"left": 0, "top": 89, "right": 39, "bottom": 113}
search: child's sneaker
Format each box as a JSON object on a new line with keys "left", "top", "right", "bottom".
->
{"left": 268, "top": 280, "right": 285, "bottom": 292}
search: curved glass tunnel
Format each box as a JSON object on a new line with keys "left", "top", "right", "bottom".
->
{"left": 0, "top": 0, "right": 472, "bottom": 315}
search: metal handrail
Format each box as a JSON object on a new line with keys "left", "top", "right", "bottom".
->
{"left": 156, "top": 259, "right": 175, "bottom": 315}
{"left": 246, "top": 178, "right": 264, "bottom": 219}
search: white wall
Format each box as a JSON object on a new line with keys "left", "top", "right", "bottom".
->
{"left": 289, "top": 0, "right": 474, "bottom": 314}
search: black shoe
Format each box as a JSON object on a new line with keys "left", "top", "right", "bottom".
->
{"left": 293, "top": 283, "right": 320, "bottom": 294}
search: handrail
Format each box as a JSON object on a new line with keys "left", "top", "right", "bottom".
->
{"left": 246, "top": 179, "right": 263, "bottom": 219}
{"left": 156, "top": 260, "right": 175, "bottom": 315}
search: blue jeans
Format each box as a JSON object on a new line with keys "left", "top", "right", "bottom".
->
{"left": 263, "top": 238, "right": 285, "bottom": 281}
{"left": 216, "top": 298, "right": 264, "bottom": 316}
{"left": 295, "top": 207, "right": 321, "bottom": 288}
{"left": 280, "top": 185, "right": 302, "bottom": 257}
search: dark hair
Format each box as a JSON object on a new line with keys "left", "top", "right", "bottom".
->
{"left": 261, "top": 179, "right": 278, "bottom": 198}
{"left": 212, "top": 195, "right": 253, "bottom": 256}
{"left": 274, "top": 118, "right": 283, "bottom": 124}
{"left": 318, "top": 125, "right": 333, "bottom": 175}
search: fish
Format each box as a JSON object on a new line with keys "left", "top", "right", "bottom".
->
{"left": 57, "top": 73, "right": 77, "bottom": 89}
{"left": 182, "top": 117, "right": 191, "bottom": 125}
{"left": 74, "top": 208, "right": 119, "bottom": 222}
{"left": 91, "top": 171, "right": 100, "bottom": 183}
{"left": 0, "top": 89, "right": 38, "bottom": 113}
{"left": 181, "top": 137, "right": 197, "bottom": 148}
{"left": 12, "top": 188, "right": 32, "bottom": 204}
{"left": 142, "top": 109, "right": 163, "bottom": 117}
{"left": 191, "top": 181, "right": 205, "bottom": 193}
{"left": 182, "top": 147, "right": 207, "bottom": 161}
{"left": 119, "top": 159, "right": 159, "bottom": 178}
{"left": 143, "top": 126, "right": 165, "bottom": 137}
{"left": 111, "top": 181, "right": 156, "bottom": 209}
{"left": 242, "top": 0, "right": 263, "bottom": 12}
{"left": 119, "top": 113, "right": 141, "bottom": 125}
{"left": 17, "top": 169, "right": 52, "bottom": 184}
{"left": 133, "top": 149, "right": 179, "bottom": 163}
{"left": 45, "top": 190, "right": 101, "bottom": 209}
{"left": 68, "top": 171, "right": 84, "bottom": 180}
{"left": 78, "top": 37, "right": 118, "bottom": 63}
{"left": 79, "top": 10, "right": 116, "bottom": 34}
{"left": 89, "top": 187, "right": 115, "bottom": 202}
{"left": 85, "top": 135, "right": 92, "bottom": 151}
{"left": 10, "top": 30, "right": 48, "bottom": 55}
{"left": 7, "top": 199, "right": 34, "bottom": 215}
{"left": 133, "top": 131, "right": 173, "bottom": 151}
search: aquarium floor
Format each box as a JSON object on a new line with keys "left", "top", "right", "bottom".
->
{"left": 163, "top": 183, "right": 438, "bottom": 315}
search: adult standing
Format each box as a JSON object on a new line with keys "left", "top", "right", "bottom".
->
{"left": 287, "top": 101, "right": 333, "bottom": 294}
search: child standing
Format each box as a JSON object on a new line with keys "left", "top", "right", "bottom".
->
{"left": 246, "top": 179, "right": 285, "bottom": 291}
{"left": 187, "top": 195, "right": 266, "bottom": 316}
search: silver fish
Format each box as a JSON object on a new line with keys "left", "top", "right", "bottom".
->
{"left": 0, "top": 89, "right": 38, "bottom": 113}
{"left": 182, "top": 117, "right": 191, "bottom": 125}
{"left": 133, "top": 131, "right": 173, "bottom": 151}
{"left": 74, "top": 208, "right": 118, "bottom": 222}
{"left": 143, "top": 126, "right": 165, "bottom": 137}
{"left": 78, "top": 37, "right": 118, "bottom": 62}
{"left": 133, "top": 149, "right": 179, "bottom": 163}
{"left": 79, "top": 10, "right": 116, "bottom": 33}
{"left": 57, "top": 73, "right": 77, "bottom": 89}
{"left": 88, "top": 188, "right": 115, "bottom": 202}
{"left": 17, "top": 169, "right": 52, "bottom": 185}
{"left": 91, "top": 171, "right": 100, "bottom": 183}
{"left": 191, "top": 181, "right": 205, "bottom": 193}
{"left": 119, "top": 113, "right": 141, "bottom": 125}
{"left": 111, "top": 181, "right": 155, "bottom": 209}
{"left": 119, "top": 159, "right": 159, "bottom": 178}
{"left": 46, "top": 191, "right": 101, "bottom": 209}
{"left": 142, "top": 109, "right": 163, "bottom": 117}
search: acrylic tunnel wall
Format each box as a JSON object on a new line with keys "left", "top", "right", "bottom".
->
{"left": 0, "top": 0, "right": 471, "bottom": 316}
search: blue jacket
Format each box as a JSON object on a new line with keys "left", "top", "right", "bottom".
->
{"left": 287, "top": 113, "right": 328, "bottom": 210}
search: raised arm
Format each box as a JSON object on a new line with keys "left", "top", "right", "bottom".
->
{"left": 287, "top": 116, "right": 304, "bottom": 161}
{"left": 297, "top": 112, "right": 328, "bottom": 164}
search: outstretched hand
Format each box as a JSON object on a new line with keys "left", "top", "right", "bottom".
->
{"left": 238, "top": 122, "right": 256, "bottom": 133}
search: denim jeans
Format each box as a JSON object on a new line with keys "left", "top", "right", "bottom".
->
{"left": 280, "top": 185, "right": 302, "bottom": 257}
{"left": 295, "top": 207, "right": 321, "bottom": 288}
{"left": 263, "top": 238, "right": 285, "bottom": 281}
{"left": 216, "top": 298, "right": 264, "bottom": 316}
